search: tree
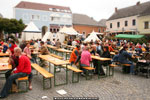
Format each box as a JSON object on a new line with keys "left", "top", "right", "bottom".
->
{"left": 0, "top": 18, "right": 25, "bottom": 39}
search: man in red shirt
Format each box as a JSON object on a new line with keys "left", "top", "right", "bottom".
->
{"left": 0, "top": 47, "right": 31, "bottom": 98}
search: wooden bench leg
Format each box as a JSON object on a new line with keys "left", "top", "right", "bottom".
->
{"left": 72, "top": 71, "right": 80, "bottom": 83}
{"left": 54, "top": 65, "right": 68, "bottom": 86}
{"left": 85, "top": 70, "right": 92, "bottom": 80}
{"left": 18, "top": 80, "right": 28, "bottom": 93}
{"left": 109, "top": 67, "right": 114, "bottom": 76}
{"left": 43, "top": 77, "right": 52, "bottom": 89}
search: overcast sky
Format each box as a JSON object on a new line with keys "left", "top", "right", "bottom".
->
{"left": 0, "top": 0, "right": 149, "bottom": 21}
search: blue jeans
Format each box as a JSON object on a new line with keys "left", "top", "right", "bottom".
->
{"left": 80, "top": 64, "right": 90, "bottom": 74}
{"left": 120, "top": 61, "right": 134, "bottom": 74}
{"left": 0, "top": 73, "right": 28, "bottom": 98}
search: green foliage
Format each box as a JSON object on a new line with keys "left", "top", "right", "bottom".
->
{"left": 0, "top": 18, "right": 25, "bottom": 34}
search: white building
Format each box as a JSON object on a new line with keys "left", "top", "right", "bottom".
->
{"left": 106, "top": 1, "right": 150, "bottom": 35}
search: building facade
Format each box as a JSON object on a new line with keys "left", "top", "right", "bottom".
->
{"left": 138, "top": 6, "right": 150, "bottom": 35}
{"left": 106, "top": 1, "right": 150, "bottom": 35}
{"left": 14, "top": 1, "right": 72, "bottom": 35}
{"left": 73, "top": 13, "right": 106, "bottom": 36}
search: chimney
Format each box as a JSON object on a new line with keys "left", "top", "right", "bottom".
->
{"left": 115, "top": 7, "right": 118, "bottom": 12}
{"left": 136, "top": 1, "right": 140, "bottom": 5}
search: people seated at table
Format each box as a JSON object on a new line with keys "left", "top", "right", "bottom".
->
{"left": 55, "top": 39, "right": 61, "bottom": 48}
{"left": 67, "top": 38, "right": 72, "bottom": 45}
{"left": 72, "top": 39, "right": 77, "bottom": 46}
{"left": 29, "top": 39, "right": 34, "bottom": 45}
{"left": 19, "top": 40, "right": 26, "bottom": 51}
{"left": 108, "top": 43, "right": 114, "bottom": 52}
{"left": 80, "top": 46, "right": 92, "bottom": 75}
{"left": 51, "top": 39, "right": 56, "bottom": 46}
{"left": 118, "top": 46, "right": 135, "bottom": 74}
{"left": 90, "top": 45, "right": 100, "bottom": 74}
{"left": 38, "top": 39, "right": 41, "bottom": 48}
{"left": 39, "top": 41, "right": 50, "bottom": 67}
{"left": 69, "top": 45, "right": 80, "bottom": 65}
{"left": 96, "top": 42, "right": 101, "bottom": 56}
{"left": 97, "top": 46, "right": 111, "bottom": 75}
{"left": 0, "top": 47, "right": 32, "bottom": 98}
{"left": 23, "top": 43, "right": 32, "bottom": 59}
{"left": 135, "top": 45, "right": 142, "bottom": 56}
{"left": 0, "top": 40, "right": 4, "bottom": 46}
{"left": 9, "top": 40, "right": 17, "bottom": 55}
{"left": 33, "top": 40, "right": 39, "bottom": 50}
{"left": 2, "top": 43, "right": 8, "bottom": 53}
{"left": 81, "top": 42, "right": 87, "bottom": 51}
{"left": 145, "top": 44, "right": 149, "bottom": 52}
{"left": 46, "top": 39, "right": 51, "bottom": 45}
{"left": 23, "top": 43, "right": 35, "bottom": 63}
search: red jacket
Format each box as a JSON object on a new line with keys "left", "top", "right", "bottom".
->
{"left": 13, "top": 55, "right": 31, "bottom": 74}
{"left": 9, "top": 44, "right": 17, "bottom": 54}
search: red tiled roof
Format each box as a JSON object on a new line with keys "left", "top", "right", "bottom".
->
{"left": 15, "top": 1, "right": 71, "bottom": 13}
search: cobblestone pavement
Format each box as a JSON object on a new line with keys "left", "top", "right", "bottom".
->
{"left": 0, "top": 67, "right": 150, "bottom": 100}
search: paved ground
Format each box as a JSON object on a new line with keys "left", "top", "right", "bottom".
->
{"left": 0, "top": 66, "right": 150, "bottom": 100}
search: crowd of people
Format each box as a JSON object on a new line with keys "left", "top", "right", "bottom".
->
{"left": 0, "top": 37, "right": 149, "bottom": 98}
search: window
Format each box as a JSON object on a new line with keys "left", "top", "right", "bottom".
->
{"left": 125, "top": 21, "right": 128, "bottom": 27}
{"left": 99, "top": 29, "right": 101, "bottom": 32}
{"left": 57, "top": 29, "right": 59, "bottom": 32}
{"left": 132, "top": 19, "right": 136, "bottom": 26}
{"left": 31, "top": 15, "right": 40, "bottom": 20}
{"left": 103, "top": 29, "right": 105, "bottom": 32}
{"left": 144, "top": 21, "right": 149, "bottom": 29}
{"left": 117, "top": 22, "right": 120, "bottom": 28}
{"left": 51, "top": 17, "right": 54, "bottom": 21}
{"left": 31, "top": 15, "right": 35, "bottom": 20}
{"left": 50, "top": 17, "right": 60, "bottom": 22}
{"left": 110, "top": 23, "right": 112, "bottom": 28}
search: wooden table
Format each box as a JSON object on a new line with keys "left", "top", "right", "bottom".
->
{"left": 0, "top": 57, "right": 12, "bottom": 71}
{"left": 110, "top": 52, "right": 116, "bottom": 55}
{"left": 38, "top": 55, "right": 70, "bottom": 86}
{"left": 91, "top": 55, "right": 112, "bottom": 61}
{"left": 0, "top": 52, "right": 9, "bottom": 57}
{"left": 55, "top": 48, "right": 72, "bottom": 60}
{"left": 47, "top": 45, "right": 57, "bottom": 53}
{"left": 47, "top": 45, "right": 57, "bottom": 50}
{"left": 91, "top": 55, "right": 112, "bottom": 78}
{"left": 29, "top": 46, "right": 34, "bottom": 49}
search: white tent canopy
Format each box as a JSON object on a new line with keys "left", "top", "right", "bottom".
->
{"left": 21, "top": 21, "right": 42, "bottom": 41}
{"left": 23, "top": 21, "right": 41, "bottom": 32}
{"left": 84, "top": 31, "right": 100, "bottom": 42}
{"left": 59, "top": 26, "right": 79, "bottom": 35}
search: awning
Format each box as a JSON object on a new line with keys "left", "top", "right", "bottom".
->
{"left": 115, "top": 34, "right": 144, "bottom": 39}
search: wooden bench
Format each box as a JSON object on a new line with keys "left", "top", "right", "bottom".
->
{"left": 121, "top": 64, "right": 131, "bottom": 73}
{"left": 82, "top": 67, "right": 95, "bottom": 80}
{"left": 49, "top": 54, "right": 63, "bottom": 60}
{"left": 109, "top": 64, "right": 118, "bottom": 76}
{"left": 31, "top": 63, "right": 54, "bottom": 89}
{"left": 17, "top": 76, "right": 28, "bottom": 92}
{"left": 62, "top": 65, "right": 82, "bottom": 83}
